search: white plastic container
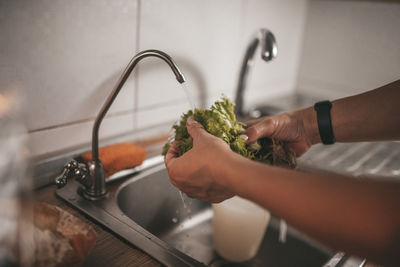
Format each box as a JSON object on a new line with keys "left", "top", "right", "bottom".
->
{"left": 212, "top": 196, "right": 270, "bottom": 262}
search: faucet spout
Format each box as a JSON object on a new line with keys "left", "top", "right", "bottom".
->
{"left": 86, "top": 49, "right": 185, "bottom": 199}
{"left": 234, "top": 29, "right": 277, "bottom": 118}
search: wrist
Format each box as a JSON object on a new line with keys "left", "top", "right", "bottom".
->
{"left": 215, "top": 151, "right": 246, "bottom": 193}
{"left": 296, "top": 107, "right": 321, "bottom": 145}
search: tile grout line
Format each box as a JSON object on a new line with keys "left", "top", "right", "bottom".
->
{"left": 27, "top": 97, "right": 190, "bottom": 134}
{"left": 27, "top": 109, "right": 135, "bottom": 134}
{"left": 293, "top": 0, "right": 312, "bottom": 92}
{"left": 133, "top": 0, "right": 142, "bottom": 131}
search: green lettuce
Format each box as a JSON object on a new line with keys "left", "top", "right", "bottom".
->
{"left": 162, "top": 96, "right": 296, "bottom": 167}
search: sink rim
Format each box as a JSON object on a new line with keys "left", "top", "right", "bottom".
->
{"left": 57, "top": 163, "right": 206, "bottom": 267}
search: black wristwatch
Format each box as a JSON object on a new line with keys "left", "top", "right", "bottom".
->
{"left": 314, "top": 101, "right": 336, "bottom": 145}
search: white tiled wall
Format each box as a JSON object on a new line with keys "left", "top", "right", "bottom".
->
{"left": 0, "top": 0, "right": 309, "bottom": 157}
{"left": 297, "top": 0, "right": 400, "bottom": 99}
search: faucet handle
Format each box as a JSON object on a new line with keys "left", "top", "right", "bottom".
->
{"left": 55, "top": 160, "right": 89, "bottom": 188}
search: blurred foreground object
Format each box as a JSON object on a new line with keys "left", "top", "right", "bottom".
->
{"left": 0, "top": 87, "right": 32, "bottom": 266}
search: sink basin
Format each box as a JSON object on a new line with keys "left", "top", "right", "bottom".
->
{"left": 57, "top": 163, "right": 333, "bottom": 266}
{"left": 117, "top": 165, "right": 332, "bottom": 266}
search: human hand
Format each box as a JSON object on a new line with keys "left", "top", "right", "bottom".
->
{"left": 244, "top": 110, "right": 317, "bottom": 156}
{"left": 164, "top": 117, "right": 235, "bottom": 203}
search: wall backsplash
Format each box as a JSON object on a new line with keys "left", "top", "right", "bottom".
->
{"left": 297, "top": 0, "right": 400, "bottom": 99}
{"left": 1, "top": 0, "right": 308, "bottom": 158}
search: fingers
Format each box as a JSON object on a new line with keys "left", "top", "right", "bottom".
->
{"left": 180, "top": 186, "right": 234, "bottom": 203}
{"left": 244, "top": 118, "right": 276, "bottom": 143}
{"left": 186, "top": 116, "right": 206, "bottom": 141}
{"left": 164, "top": 141, "right": 179, "bottom": 168}
{"left": 244, "top": 118, "right": 262, "bottom": 127}
{"left": 287, "top": 141, "right": 310, "bottom": 157}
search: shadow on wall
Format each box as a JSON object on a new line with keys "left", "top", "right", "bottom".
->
{"left": 73, "top": 69, "right": 129, "bottom": 122}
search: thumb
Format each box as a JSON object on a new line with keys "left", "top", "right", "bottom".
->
{"left": 186, "top": 116, "right": 206, "bottom": 141}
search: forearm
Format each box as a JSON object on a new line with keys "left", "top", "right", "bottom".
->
{"left": 221, "top": 153, "right": 400, "bottom": 266}
{"left": 298, "top": 80, "right": 400, "bottom": 144}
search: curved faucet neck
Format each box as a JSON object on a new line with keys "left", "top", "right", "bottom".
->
{"left": 234, "top": 29, "right": 277, "bottom": 118}
{"left": 92, "top": 50, "right": 185, "bottom": 162}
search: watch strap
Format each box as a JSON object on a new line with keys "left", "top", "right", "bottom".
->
{"left": 314, "top": 101, "right": 336, "bottom": 145}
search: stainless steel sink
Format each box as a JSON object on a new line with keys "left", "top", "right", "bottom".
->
{"left": 57, "top": 163, "right": 333, "bottom": 267}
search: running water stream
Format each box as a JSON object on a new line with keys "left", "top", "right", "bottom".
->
{"left": 181, "top": 83, "right": 195, "bottom": 110}
{"left": 174, "top": 83, "right": 196, "bottom": 214}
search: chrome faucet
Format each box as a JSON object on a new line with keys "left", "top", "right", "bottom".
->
{"left": 55, "top": 49, "right": 185, "bottom": 200}
{"left": 234, "top": 29, "right": 278, "bottom": 119}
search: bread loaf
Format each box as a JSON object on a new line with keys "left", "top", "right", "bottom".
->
{"left": 33, "top": 202, "right": 97, "bottom": 266}
{"left": 81, "top": 143, "right": 147, "bottom": 177}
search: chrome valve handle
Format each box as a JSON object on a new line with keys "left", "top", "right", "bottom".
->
{"left": 55, "top": 160, "right": 90, "bottom": 189}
